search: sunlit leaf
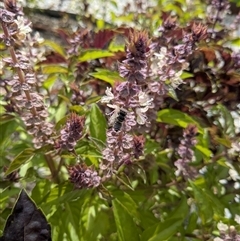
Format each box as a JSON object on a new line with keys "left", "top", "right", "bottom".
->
{"left": 43, "top": 40, "right": 66, "bottom": 57}
{"left": 42, "top": 65, "right": 68, "bottom": 74}
{"left": 112, "top": 198, "right": 140, "bottom": 241}
{"left": 78, "top": 49, "right": 114, "bottom": 62}
{"left": 4, "top": 149, "right": 35, "bottom": 176}
{"left": 89, "top": 68, "right": 123, "bottom": 85}
{"left": 157, "top": 109, "right": 203, "bottom": 133}
{"left": 88, "top": 104, "right": 107, "bottom": 143}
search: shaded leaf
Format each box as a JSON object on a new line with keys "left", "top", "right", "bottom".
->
{"left": 0, "top": 189, "right": 51, "bottom": 241}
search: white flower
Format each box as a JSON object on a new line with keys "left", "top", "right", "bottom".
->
{"left": 138, "top": 91, "right": 153, "bottom": 107}
{"left": 135, "top": 91, "right": 153, "bottom": 125}
{"left": 107, "top": 104, "right": 120, "bottom": 125}
{"left": 14, "top": 16, "right": 32, "bottom": 40}
{"left": 235, "top": 214, "right": 240, "bottom": 224}
{"left": 101, "top": 87, "right": 114, "bottom": 103}
{"left": 136, "top": 107, "right": 147, "bottom": 125}
{"left": 217, "top": 221, "right": 228, "bottom": 232}
{"left": 171, "top": 70, "right": 183, "bottom": 89}
{"left": 154, "top": 47, "right": 168, "bottom": 69}
{"left": 229, "top": 168, "right": 240, "bottom": 181}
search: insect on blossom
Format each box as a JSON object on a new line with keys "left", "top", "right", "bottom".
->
{"left": 113, "top": 109, "right": 127, "bottom": 132}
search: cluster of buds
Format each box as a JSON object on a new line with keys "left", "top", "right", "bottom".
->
{"left": 56, "top": 113, "right": 85, "bottom": 152}
{"left": 0, "top": 0, "right": 53, "bottom": 149}
{"left": 68, "top": 163, "right": 101, "bottom": 189}
{"left": 174, "top": 124, "right": 198, "bottom": 179}
{"left": 153, "top": 16, "right": 208, "bottom": 88}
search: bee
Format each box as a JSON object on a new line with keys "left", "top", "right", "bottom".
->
{"left": 113, "top": 109, "right": 127, "bottom": 132}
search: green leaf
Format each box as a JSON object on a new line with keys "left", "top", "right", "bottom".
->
{"left": 0, "top": 114, "right": 18, "bottom": 146}
{"left": 112, "top": 198, "right": 140, "bottom": 241}
{"left": 186, "top": 212, "right": 198, "bottom": 234}
{"left": 89, "top": 68, "right": 123, "bottom": 85}
{"left": 141, "top": 218, "right": 182, "bottom": 241}
{"left": 54, "top": 101, "right": 67, "bottom": 123}
{"left": 195, "top": 145, "right": 212, "bottom": 159}
{"left": 157, "top": 109, "right": 203, "bottom": 134}
{"left": 42, "top": 65, "right": 68, "bottom": 74}
{"left": 4, "top": 148, "right": 35, "bottom": 176}
{"left": 167, "top": 197, "right": 188, "bottom": 220}
{"left": 43, "top": 40, "right": 66, "bottom": 57}
{"left": 181, "top": 71, "right": 194, "bottom": 79}
{"left": 190, "top": 182, "right": 224, "bottom": 224}
{"left": 111, "top": 191, "right": 140, "bottom": 222}
{"left": 78, "top": 49, "right": 114, "bottom": 62}
{"left": 213, "top": 104, "right": 235, "bottom": 136}
{"left": 88, "top": 104, "right": 107, "bottom": 143}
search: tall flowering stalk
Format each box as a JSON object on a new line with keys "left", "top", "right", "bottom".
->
{"left": 100, "top": 31, "right": 153, "bottom": 176}
{"left": 0, "top": 0, "right": 53, "bottom": 149}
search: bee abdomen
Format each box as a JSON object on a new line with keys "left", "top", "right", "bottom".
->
{"left": 113, "top": 109, "right": 127, "bottom": 132}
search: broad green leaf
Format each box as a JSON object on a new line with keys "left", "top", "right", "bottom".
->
{"left": 195, "top": 145, "right": 212, "bottom": 159}
{"left": 167, "top": 86, "right": 179, "bottom": 101}
{"left": 157, "top": 109, "right": 203, "bottom": 133}
{"left": 167, "top": 196, "right": 188, "bottom": 220}
{"left": 186, "top": 212, "right": 198, "bottom": 234}
{"left": 112, "top": 198, "right": 140, "bottom": 241}
{"left": 0, "top": 114, "right": 18, "bottom": 146}
{"left": 54, "top": 101, "right": 67, "bottom": 123}
{"left": 0, "top": 113, "right": 15, "bottom": 124}
{"left": 0, "top": 187, "right": 20, "bottom": 204}
{"left": 190, "top": 182, "right": 215, "bottom": 225}
{"left": 215, "top": 137, "right": 232, "bottom": 148}
{"left": 4, "top": 148, "right": 35, "bottom": 176}
{"left": 42, "top": 65, "right": 68, "bottom": 74}
{"left": 181, "top": 71, "right": 194, "bottom": 79}
{"left": 108, "top": 39, "right": 125, "bottom": 52}
{"left": 76, "top": 140, "right": 102, "bottom": 158}
{"left": 89, "top": 68, "right": 123, "bottom": 85}
{"left": 141, "top": 218, "right": 182, "bottom": 241}
{"left": 43, "top": 75, "right": 58, "bottom": 89}
{"left": 69, "top": 105, "right": 86, "bottom": 114}
{"left": 78, "top": 49, "right": 114, "bottom": 62}
{"left": 43, "top": 40, "right": 66, "bottom": 57}
{"left": 88, "top": 104, "right": 107, "bottom": 143}
{"left": 213, "top": 104, "right": 235, "bottom": 136}
{"left": 85, "top": 96, "right": 102, "bottom": 105}
{"left": 111, "top": 191, "right": 140, "bottom": 222}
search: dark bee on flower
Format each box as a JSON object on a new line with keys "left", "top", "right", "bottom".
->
{"left": 113, "top": 109, "right": 127, "bottom": 132}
